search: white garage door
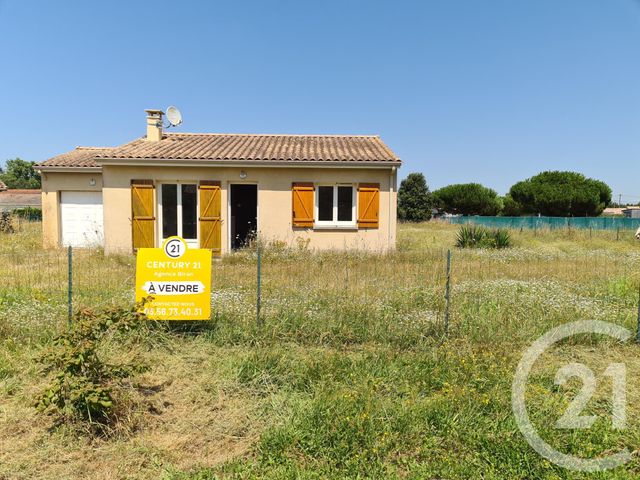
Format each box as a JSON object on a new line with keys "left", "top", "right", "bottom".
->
{"left": 60, "top": 191, "right": 104, "bottom": 247}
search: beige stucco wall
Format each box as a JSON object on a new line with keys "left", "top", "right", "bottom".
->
{"left": 101, "top": 165, "right": 397, "bottom": 255}
{"left": 40, "top": 172, "right": 103, "bottom": 248}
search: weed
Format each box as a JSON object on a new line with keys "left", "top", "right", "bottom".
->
{"left": 0, "top": 212, "right": 14, "bottom": 233}
{"left": 35, "top": 303, "right": 148, "bottom": 432}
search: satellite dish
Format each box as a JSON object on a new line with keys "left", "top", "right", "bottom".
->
{"left": 166, "top": 106, "right": 183, "bottom": 127}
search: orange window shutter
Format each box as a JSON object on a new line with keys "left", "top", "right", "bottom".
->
{"left": 358, "top": 183, "right": 380, "bottom": 229}
{"left": 199, "top": 181, "right": 222, "bottom": 256}
{"left": 292, "top": 183, "right": 314, "bottom": 228}
{"left": 131, "top": 180, "right": 156, "bottom": 249}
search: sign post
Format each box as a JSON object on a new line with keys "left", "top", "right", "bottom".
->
{"left": 135, "top": 237, "right": 212, "bottom": 320}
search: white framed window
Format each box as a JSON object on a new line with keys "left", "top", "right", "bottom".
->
{"left": 157, "top": 182, "right": 199, "bottom": 247}
{"left": 314, "top": 184, "right": 356, "bottom": 227}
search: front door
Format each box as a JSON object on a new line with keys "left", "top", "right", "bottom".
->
{"left": 230, "top": 184, "right": 258, "bottom": 249}
{"left": 159, "top": 183, "right": 198, "bottom": 247}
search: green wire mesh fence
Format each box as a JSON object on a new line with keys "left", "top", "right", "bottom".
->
{"left": 448, "top": 216, "right": 640, "bottom": 231}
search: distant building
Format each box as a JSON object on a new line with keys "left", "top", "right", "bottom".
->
{"left": 0, "top": 180, "right": 6, "bottom": 192}
{"left": 622, "top": 207, "right": 640, "bottom": 219}
{"left": 0, "top": 189, "right": 42, "bottom": 211}
{"left": 602, "top": 207, "right": 625, "bottom": 216}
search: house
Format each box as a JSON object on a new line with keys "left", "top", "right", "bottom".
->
{"left": 622, "top": 207, "right": 640, "bottom": 219}
{"left": 0, "top": 188, "right": 42, "bottom": 212}
{"left": 36, "top": 109, "right": 400, "bottom": 255}
{"left": 602, "top": 207, "right": 625, "bottom": 217}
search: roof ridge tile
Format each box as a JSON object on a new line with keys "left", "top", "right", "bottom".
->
{"left": 164, "top": 132, "right": 380, "bottom": 138}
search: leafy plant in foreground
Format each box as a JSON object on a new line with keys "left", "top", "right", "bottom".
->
{"left": 456, "top": 225, "right": 511, "bottom": 249}
{"left": 456, "top": 225, "right": 487, "bottom": 248}
{"left": 492, "top": 228, "right": 511, "bottom": 249}
{"left": 35, "top": 304, "right": 148, "bottom": 431}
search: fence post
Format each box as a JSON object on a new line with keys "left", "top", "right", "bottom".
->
{"left": 444, "top": 249, "right": 452, "bottom": 336}
{"left": 67, "top": 245, "right": 73, "bottom": 327}
{"left": 636, "top": 285, "right": 640, "bottom": 344}
{"left": 616, "top": 227, "right": 620, "bottom": 241}
{"left": 256, "top": 243, "right": 262, "bottom": 326}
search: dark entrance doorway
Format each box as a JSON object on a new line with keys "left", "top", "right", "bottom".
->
{"left": 230, "top": 184, "right": 257, "bottom": 250}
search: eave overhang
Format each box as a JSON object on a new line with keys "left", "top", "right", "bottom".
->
{"left": 95, "top": 158, "right": 401, "bottom": 169}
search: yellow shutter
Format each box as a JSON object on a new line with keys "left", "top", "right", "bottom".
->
{"left": 199, "top": 181, "right": 222, "bottom": 256}
{"left": 357, "top": 183, "right": 380, "bottom": 229}
{"left": 131, "top": 180, "right": 155, "bottom": 249}
{"left": 292, "top": 183, "right": 314, "bottom": 228}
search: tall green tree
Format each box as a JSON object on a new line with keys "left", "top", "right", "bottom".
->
{"left": 398, "top": 173, "right": 433, "bottom": 222}
{"left": 0, "top": 158, "right": 41, "bottom": 189}
{"left": 433, "top": 183, "right": 502, "bottom": 216}
{"left": 508, "top": 171, "right": 611, "bottom": 217}
{"left": 500, "top": 194, "right": 522, "bottom": 216}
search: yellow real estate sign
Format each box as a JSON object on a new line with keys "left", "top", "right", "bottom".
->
{"left": 135, "top": 237, "right": 212, "bottom": 320}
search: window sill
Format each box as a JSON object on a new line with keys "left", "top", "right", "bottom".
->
{"left": 313, "top": 224, "right": 358, "bottom": 231}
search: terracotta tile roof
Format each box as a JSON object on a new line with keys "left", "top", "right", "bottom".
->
{"left": 603, "top": 207, "right": 625, "bottom": 216}
{"left": 37, "top": 134, "right": 401, "bottom": 168}
{"left": 37, "top": 147, "right": 113, "bottom": 168}
{"left": 0, "top": 189, "right": 41, "bottom": 209}
{"left": 100, "top": 133, "right": 401, "bottom": 164}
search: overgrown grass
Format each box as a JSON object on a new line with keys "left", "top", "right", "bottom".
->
{"left": 1, "top": 222, "right": 639, "bottom": 478}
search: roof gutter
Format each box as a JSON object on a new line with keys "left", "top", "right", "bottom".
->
{"left": 35, "top": 166, "right": 103, "bottom": 173}
{"left": 95, "top": 158, "right": 402, "bottom": 169}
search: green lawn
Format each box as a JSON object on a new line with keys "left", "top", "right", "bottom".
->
{"left": 0, "top": 221, "right": 639, "bottom": 479}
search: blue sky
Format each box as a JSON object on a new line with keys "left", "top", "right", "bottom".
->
{"left": 1, "top": 0, "right": 639, "bottom": 200}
